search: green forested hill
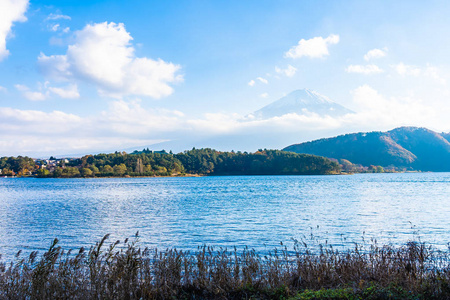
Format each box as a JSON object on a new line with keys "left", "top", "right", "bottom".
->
{"left": 283, "top": 127, "right": 450, "bottom": 171}
{"left": 25, "top": 148, "right": 339, "bottom": 178}
{"left": 175, "top": 149, "right": 339, "bottom": 175}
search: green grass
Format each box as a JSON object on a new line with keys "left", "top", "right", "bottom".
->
{"left": 1, "top": 234, "right": 450, "bottom": 299}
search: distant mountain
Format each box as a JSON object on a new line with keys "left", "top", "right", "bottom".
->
{"left": 252, "top": 89, "right": 353, "bottom": 119}
{"left": 283, "top": 127, "right": 450, "bottom": 171}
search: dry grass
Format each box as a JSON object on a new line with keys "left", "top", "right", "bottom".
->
{"left": 1, "top": 233, "right": 450, "bottom": 299}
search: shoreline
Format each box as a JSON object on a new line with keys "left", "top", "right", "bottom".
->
{"left": 3, "top": 170, "right": 432, "bottom": 179}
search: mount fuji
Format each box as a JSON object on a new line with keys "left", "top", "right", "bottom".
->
{"left": 251, "top": 89, "right": 353, "bottom": 119}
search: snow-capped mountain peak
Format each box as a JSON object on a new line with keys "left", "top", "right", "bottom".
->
{"left": 251, "top": 89, "right": 353, "bottom": 119}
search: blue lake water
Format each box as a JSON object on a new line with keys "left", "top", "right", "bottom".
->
{"left": 0, "top": 173, "right": 449, "bottom": 260}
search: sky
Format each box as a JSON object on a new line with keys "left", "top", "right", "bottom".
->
{"left": 1, "top": 0, "right": 450, "bottom": 157}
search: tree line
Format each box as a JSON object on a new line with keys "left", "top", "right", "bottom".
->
{"left": 1, "top": 148, "right": 340, "bottom": 178}
{"left": 0, "top": 156, "right": 36, "bottom": 176}
{"left": 175, "top": 148, "right": 339, "bottom": 175}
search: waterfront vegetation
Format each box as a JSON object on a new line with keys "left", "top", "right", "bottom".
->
{"left": 2, "top": 235, "right": 450, "bottom": 299}
{"left": 0, "top": 148, "right": 340, "bottom": 178}
{"left": 0, "top": 155, "right": 35, "bottom": 177}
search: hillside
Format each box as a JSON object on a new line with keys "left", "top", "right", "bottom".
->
{"left": 175, "top": 148, "right": 339, "bottom": 175}
{"left": 283, "top": 127, "right": 450, "bottom": 171}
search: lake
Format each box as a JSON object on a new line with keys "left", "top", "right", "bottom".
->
{"left": 0, "top": 172, "right": 449, "bottom": 260}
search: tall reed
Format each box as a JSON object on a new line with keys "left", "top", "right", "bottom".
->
{"left": 1, "top": 233, "right": 450, "bottom": 299}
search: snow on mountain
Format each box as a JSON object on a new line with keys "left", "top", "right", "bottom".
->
{"left": 251, "top": 89, "right": 353, "bottom": 119}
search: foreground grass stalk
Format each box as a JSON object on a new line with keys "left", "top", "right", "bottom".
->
{"left": 1, "top": 235, "right": 450, "bottom": 299}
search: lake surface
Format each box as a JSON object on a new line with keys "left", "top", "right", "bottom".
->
{"left": 0, "top": 173, "right": 449, "bottom": 260}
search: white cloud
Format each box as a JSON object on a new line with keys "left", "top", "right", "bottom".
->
{"left": 351, "top": 85, "right": 389, "bottom": 111}
{"left": 390, "top": 63, "right": 446, "bottom": 84}
{"left": 46, "top": 23, "right": 69, "bottom": 34}
{"left": 99, "top": 100, "right": 185, "bottom": 135}
{"left": 49, "top": 24, "right": 60, "bottom": 32}
{"left": 15, "top": 82, "right": 80, "bottom": 100}
{"left": 49, "top": 37, "right": 64, "bottom": 46}
{"left": 256, "top": 77, "right": 268, "bottom": 84}
{"left": 14, "top": 84, "right": 28, "bottom": 92}
{"left": 0, "top": 107, "right": 81, "bottom": 128}
{"left": 38, "top": 53, "right": 72, "bottom": 80}
{"left": 0, "top": 98, "right": 352, "bottom": 155}
{"left": 44, "top": 12, "right": 71, "bottom": 33}
{"left": 364, "top": 48, "right": 387, "bottom": 61}
{"left": 0, "top": 136, "right": 164, "bottom": 156}
{"left": 285, "top": 34, "right": 339, "bottom": 59}
{"left": 248, "top": 77, "right": 269, "bottom": 86}
{"left": 45, "top": 13, "right": 71, "bottom": 21}
{"left": 38, "top": 22, "right": 182, "bottom": 98}
{"left": 349, "top": 84, "right": 435, "bottom": 127}
{"left": 0, "top": 85, "right": 446, "bottom": 155}
{"left": 15, "top": 84, "right": 48, "bottom": 101}
{"left": 424, "top": 65, "right": 446, "bottom": 84}
{"left": 0, "top": 0, "right": 28, "bottom": 61}
{"left": 48, "top": 84, "right": 80, "bottom": 99}
{"left": 260, "top": 92, "right": 269, "bottom": 98}
{"left": 187, "top": 112, "right": 344, "bottom": 138}
{"left": 0, "top": 85, "right": 6, "bottom": 92}
{"left": 275, "top": 65, "right": 297, "bottom": 77}
{"left": 0, "top": 101, "right": 185, "bottom": 155}
{"left": 346, "top": 64, "right": 384, "bottom": 74}
{"left": 0, "top": 106, "right": 154, "bottom": 155}
{"left": 24, "top": 91, "right": 47, "bottom": 101}
{"left": 391, "top": 62, "right": 421, "bottom": 76}
{"left": 187, "top": 113, "right": 242, "bottom": 134}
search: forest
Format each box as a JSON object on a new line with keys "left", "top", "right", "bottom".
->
{"left": 0, "top": 156, "right": 35, "bottom": 176}
{"left": 0, "top": 149, "right": 340, "bottom": 178}
{"left": 175, "top": 148, "right": 339, "bottom": 175}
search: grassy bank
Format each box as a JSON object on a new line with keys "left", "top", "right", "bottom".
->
{"left": 1, "top": 234, "right": 450, "bottom": 299}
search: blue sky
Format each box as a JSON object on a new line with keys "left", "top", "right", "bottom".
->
{"left": 1, "top": 0, "right": 450, "bottom": 156}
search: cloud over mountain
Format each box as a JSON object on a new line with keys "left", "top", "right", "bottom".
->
{"left": 0, "top": 86, "right": 443, "bottom": 156}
